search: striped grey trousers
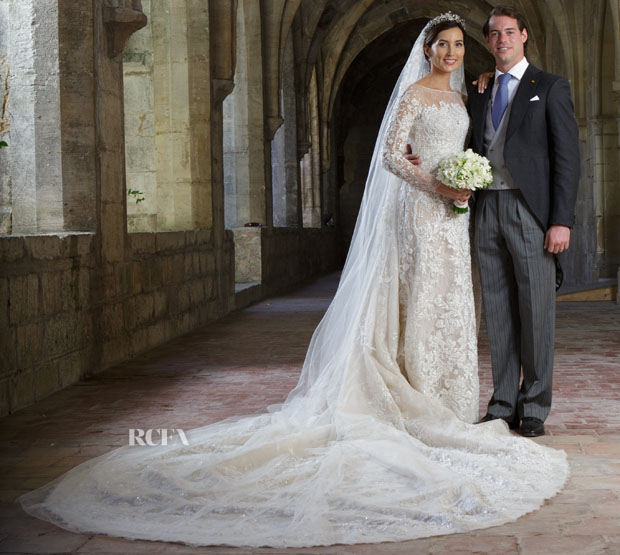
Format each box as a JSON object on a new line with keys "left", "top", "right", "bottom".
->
{"left": 474, "top": 190, "right": 556, "bottom": 421}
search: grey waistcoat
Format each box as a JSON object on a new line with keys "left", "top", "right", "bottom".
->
{"left": 484, "top": 98, "right": 518, "bottom": 190}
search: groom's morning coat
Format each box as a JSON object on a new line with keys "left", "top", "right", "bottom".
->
{"left": 468, "top": 64, "right": 580, "bottom": 231}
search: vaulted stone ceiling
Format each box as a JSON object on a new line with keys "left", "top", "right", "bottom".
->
{"left": 268, "top": 0, "right": 619, "bottom": 132}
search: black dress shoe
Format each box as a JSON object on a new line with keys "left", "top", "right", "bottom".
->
{"left": 476, "top": 413, "right": 520, "bottom": 430}
{"left": 520, "top": 417, "right": 545, "bottom": 437}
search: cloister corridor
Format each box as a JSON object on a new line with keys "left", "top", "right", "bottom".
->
{"left": 2, "top": 0, "right": 620, "bottom": 552}
{"left": 1, "top": 273, "right": 619, "bottom": 555}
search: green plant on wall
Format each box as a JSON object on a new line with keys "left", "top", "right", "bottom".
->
{"left": 0, "top": 141, "right": 7, "bottom": 149}
{"left": 127, "top": 188, "right": 145, "bottom": 204}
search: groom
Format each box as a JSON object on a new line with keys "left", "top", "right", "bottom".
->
{"left": 469, "top": 6, "right": 580, "bottom": 437}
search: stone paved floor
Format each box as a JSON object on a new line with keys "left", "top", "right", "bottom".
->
{"left": 1, "top": 273, "right": 619, "bottom": 555}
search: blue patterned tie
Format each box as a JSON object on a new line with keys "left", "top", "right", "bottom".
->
{"left": 492, "top": 73, "right": 511, "bottom": 130}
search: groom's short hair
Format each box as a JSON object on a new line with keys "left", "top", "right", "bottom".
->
{"left": 483, "top": 5, "right": 529, "bottom": 52}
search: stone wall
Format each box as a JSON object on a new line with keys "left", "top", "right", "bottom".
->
{"left": 0, "top": 234, "right": 94, "bottom": 414}
{"left": 232, "top": 227, "right": 261, "bottom": 283}
{"left": 0, "top": 223, "right": 338, "bottom": 416}
{"left": 0, "top": 229, "right": 235, "bottom": 416}
{"left": 102, "top": 230, "right": 235, "bottom": 369}
{"left": 262, "top": 228, "right": 341, "bottom": 298}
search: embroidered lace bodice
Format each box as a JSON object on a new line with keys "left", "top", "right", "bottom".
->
{"left": 383, "top": 83, "right": 470, "bottom": 192}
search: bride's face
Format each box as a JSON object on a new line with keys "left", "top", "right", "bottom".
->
{"left": 425, "top": 27, "right": 465, "bottom": 74}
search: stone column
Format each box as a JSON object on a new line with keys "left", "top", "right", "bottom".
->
{"left": 122, "top": 0, "right": 212, "bottom": 233}
{"left": 0, "top": 0, "right": 11, "bottom": 234}
{"left": 58, "top": 0, "right": 98, "bottom": 232}
{"left": 221, "top": 0, "right": 265, "bottom": 283}
{"left": 151, "top": 0, "right": 193, "bottom": 230}
{"left": 1, "top": 0, "right": 63, "bottom": 234}
{"left": 223, "top": 0, "right": 266, "bottom": 229}
{"left": 209, "top": 0, "right": 237, "bottom": 301}
{"left": 123, "top": 0, "right": 157, "bottom": 232}
{"left": 271, "top": 31, "right": 298, "bottom": 228}
{"left": 302, "top": 68, "right": 321, "bottom": 228}
{"left": 96, "top": 0, "right": 147, "bottom": 258}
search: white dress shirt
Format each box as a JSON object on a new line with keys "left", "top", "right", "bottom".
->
{"left": 491, "top": 56, "right": 530, "bottom": 114}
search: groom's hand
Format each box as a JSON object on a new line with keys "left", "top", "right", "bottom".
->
{"left": 473, "top": 72, "right": 494, "bottom": 94}
{"left": 544, "top": 225, "right": 570, "bottom": 254}
{"left": 404, "top": 144, "right": 420, "bottom": 166}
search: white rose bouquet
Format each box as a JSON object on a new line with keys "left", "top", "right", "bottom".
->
{"left": 437, "top": 149, "right": 493, "bottom": 214}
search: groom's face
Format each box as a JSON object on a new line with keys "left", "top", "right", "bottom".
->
{"left": 485, "top": 15, "right": 528, "bottom": 71}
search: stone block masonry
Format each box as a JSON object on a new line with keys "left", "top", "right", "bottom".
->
{"left": 0, "top": 230, "right": 235, "bottom": 417}
{"left": 0, "top": 234, "right": 95, "bottom": 415}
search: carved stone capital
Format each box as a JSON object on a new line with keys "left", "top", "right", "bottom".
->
{"left": 265, "top": 116, "right": 284, "bottom": 142}
{"left": 103, "top": 1, "right": 147, "bottom": 59}
{"left": 212, "top": 79, "right": 235, "bottom": 104}
{"left": 297, "top": 141, "right": 311, "bottom": 161}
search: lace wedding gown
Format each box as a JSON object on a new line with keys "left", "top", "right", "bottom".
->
{"left": 20, "top": 83, "right": 569, "bottom": 548}
{"left": 385, "top": 84, "right": 479, "bottom": 423}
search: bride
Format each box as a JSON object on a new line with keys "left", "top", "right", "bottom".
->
{"left": 20, "top": 13, "right": 569, "bottom": 548}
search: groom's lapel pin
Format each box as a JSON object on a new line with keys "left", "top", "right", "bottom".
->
{"left": 530, "top": 95, "right": 540, "bottom": 102}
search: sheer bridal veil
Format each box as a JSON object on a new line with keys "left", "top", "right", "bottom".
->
{"left": 283, "top": 12, "right": 467, "bottom": 416}
{"left": 19, "top": 13, "right": 568, "bottom": 548}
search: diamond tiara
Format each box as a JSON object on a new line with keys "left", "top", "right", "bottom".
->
{"left": 423, "top": 12, "right": 466, "bottom": 36}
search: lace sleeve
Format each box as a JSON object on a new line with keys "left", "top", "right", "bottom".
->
{"left": 382, "top": 86, "right": 441, "bottom": 192}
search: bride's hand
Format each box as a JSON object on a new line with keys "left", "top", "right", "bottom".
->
{"left": 404, "top": 144, "right": 420, "bottom": 165}
{"left": 472, "top": 72, "right": 494, "bottom": 94}
{"left": 436, "top": 183, "right": 471, "bottom": 205}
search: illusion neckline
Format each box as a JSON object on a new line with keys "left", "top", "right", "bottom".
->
{"left": 414, "top": 83, "right": 461, "bottom": 94}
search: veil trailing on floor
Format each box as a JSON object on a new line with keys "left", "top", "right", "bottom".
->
{"left": 19, "top": 13, "right": 568, "bottom": 548}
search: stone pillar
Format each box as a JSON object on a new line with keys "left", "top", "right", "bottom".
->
{"left": 223, "top": 0, "right": 266, "bottom": 229}
{"left": 271, "top": 31, "right": 298, "bottom": 228}
{"left": 0, "top": 0, "right": 10, "bottom": 234}
{"left": 209, "top": 0, "right": 238, "bottom": 300}
{"left": 123, "top": 0, "right": 157, "bottom": 232}
{"left": 221, "top": 0, "right": 265, "bottom": 283}
{"left": 151, "top": 0, "right": 193, "bottom": 231}
{"left": 58, "top": 0, "right": 98, "bottom": 233}
{"left": 186, "top": 1, "right": 212, "bottom": 230}
{"left": 123, "top": 0, "right": 212, "bottom": 233}
{"left": 1, "top": 0, "right": 63, "bottom": 234}
{"left": 96, "top": 0, "right": 146, "bottom": 259}
{"left": 0, "top": 0, "right": 108, "bottom": 235}
{"left": 302, "top": 68, "right": 321, "bottom": 228}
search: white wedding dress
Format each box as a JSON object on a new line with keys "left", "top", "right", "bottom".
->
{"left": 19, "top": 80, "right": 569, "bottom": 548}
{"left": 387, "top": 83, "right": 479, "bottom": 423}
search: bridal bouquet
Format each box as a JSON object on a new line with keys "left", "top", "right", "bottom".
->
{"left": 437, "top": 149, "right": 493, "bottom": 213}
